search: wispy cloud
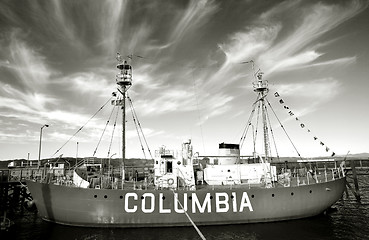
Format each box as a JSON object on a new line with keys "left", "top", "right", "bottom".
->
{"left": 305, "top": 56, "right": 357, "bottom": 69}
{"left": 272, "top": 77, "right": 341, "bottom": 116}
{"left": 7, "top": 30, "right": 54, "bottom": 91}
{"left": 275, "top": 78, "right": 340, "bottom": 99}
{"left": 0, "top": 0, "right": 368, "bottom": 159}
{"left": 267, "top": 51, "right": 323, "bottom": 73}
{"left": 218, "top": 24, "right": 281, "bottom": 66}
{"left": 203, "top": 0, "right": 366, "bottom": 127}
{"left": 169, "top": 0, "right": 219, "bottom": 44}
{"left": 49, "top": 0, "right": 87, "bottom": 53}
{"left": 55, "top": 72, "right": 114, "bottom": 97}
{"left": 0, "top": 83, "right": 56, "bottom": 113}
{"left": 98, "top": 0, "right": 128, "bottom": 55}
{"left": 218, "top": 0, "right": 366, "bottom": 74}
{"left": 260, "top": 0, "right": 366, "bottom": 72}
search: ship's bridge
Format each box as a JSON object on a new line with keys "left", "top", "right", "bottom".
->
{"left": 153, "top": 143, "right": 196, "bottom": 190}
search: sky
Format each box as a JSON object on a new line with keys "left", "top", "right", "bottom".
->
{"left": 0, "top": 0, "right": 369, "bottom": 161}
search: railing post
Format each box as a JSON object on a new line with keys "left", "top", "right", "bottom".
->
{"left": 307, "top": 172, "right": 309, "bottom": 185}
{"left": 297, "top": 172, "right": 299, "bottom": 186}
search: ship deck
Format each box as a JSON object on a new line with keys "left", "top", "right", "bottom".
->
{"left": 72, "top": 168, "right": 345, "bottom": 191}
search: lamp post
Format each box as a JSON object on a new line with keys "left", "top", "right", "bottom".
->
{"left": 38, "top": 124, "right": 49, "bottom": 168}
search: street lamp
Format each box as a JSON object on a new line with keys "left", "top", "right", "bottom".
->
{"left": 38, "top": 124, "right": 49, "bottom": 168}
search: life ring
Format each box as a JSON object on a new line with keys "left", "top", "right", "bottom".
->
{"left": 167, "top": 178, "right": 174, "bottom": 185}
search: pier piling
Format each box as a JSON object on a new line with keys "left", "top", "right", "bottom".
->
{"left": 345, "top": 160, "right": 361, "bottom": 202}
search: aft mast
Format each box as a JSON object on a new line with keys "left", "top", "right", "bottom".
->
{"left": 115, "top": 53, "right": 132, "bottom": 187}
{"left": 253, "top": 70, "right": 270, "bottom": 162}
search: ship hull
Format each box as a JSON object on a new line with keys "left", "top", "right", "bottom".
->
{"left": 26, "top": 178, "right": 345, "bottom": 227}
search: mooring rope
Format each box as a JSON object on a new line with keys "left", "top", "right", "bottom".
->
{"left": 171, "top": 190, "right": 206, "bottom": 240}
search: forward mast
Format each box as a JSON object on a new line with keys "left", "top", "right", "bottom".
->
{"left": 114, "top": 53, "right": 133, "bottom": 183}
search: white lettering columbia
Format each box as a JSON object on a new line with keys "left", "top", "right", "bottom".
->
{"left": 123, "top": 192, "right": 253, "bottom": 214}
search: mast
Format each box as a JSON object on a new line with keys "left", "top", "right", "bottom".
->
{"left": 114, "top": 53, "right": 132, "bottom": 185}
{"left": 122, "top": 86, "right": 126, "bottom": 166}
{"left": 253, "top": 71, "right": 270, "bottom": 162}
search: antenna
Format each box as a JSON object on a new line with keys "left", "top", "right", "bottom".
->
{"left": 116, "top": 52, "right": 123, "bottom": 63}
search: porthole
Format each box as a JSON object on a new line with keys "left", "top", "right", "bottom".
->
{"left": 189, "top": 196, "right": 192, "bottom": 200}
{"left": 94, "top": 195, "right": 97, "bottom": 198}
{"left": 272, "top": 194, "right": 275, "bottom": 197}
{"left": 162, "top": 196, "right": 166, "bottom": 200}
{"left": 141, "top": 196, "right": 144, "bottom": 199}
{"left": 104, "top": 195, "right": 107, "bottom": 199}
{"left": 251, "top": 195, "right": 255, "bottom": 198}
{"left": 291, "top": 192, "right": 294, "bottom": 196}
{"left": 210, "top": 196, "right": 213, "bottom": 199}
{"left": 310, "top": 190, "right": 312, "bottom": 194}
{"left": 231, "top": 195, "right": 234, "bottom": 199}
{"left": 120, "top": 195, "right": 123, "bottom": 199}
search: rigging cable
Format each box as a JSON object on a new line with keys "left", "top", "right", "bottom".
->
{"left": 192, "top": 68, "right": 206, "bottom": 154}
{"left": 273, "top": 91, "right": 335, "bottom": 157}
{"left": 239, "top": 95, "right": 259, "bottom": 149}
{"left": 127, "top": 94, "right": 153, "bottom": 159}
{"left": 107, "top": 105, "right": 120, "bottom": 158}
{"left": 127, "top": 95, "right": 146, "bottom": 159}
{"left": 252, "top": 96, "right": 263, "bottom": 152}
{"left": 266, "top": 98, "right": 302, "bottom": 159}
{"left": 51, "top": 97, "right": 113, "bottom": 158}
{"left": 92, "top": 101, "right": 116, "bottom": 156}
{"left": 265, "top": 99, "right": 280, "bottom": 161}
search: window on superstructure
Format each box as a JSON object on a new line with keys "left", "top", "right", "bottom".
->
{"left": 167, "top": 161, "right": 172, "bottom": 173}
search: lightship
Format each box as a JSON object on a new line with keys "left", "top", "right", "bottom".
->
{"left": 26, "top": 55, "right": 346, "bottom": 228}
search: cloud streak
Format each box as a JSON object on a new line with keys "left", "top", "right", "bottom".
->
{"left": 218, "top": 0, "right": 366, "bottom": 74}
{"left": 169, "top": 0, "right": 219, "bottom": 44}
{"left": 7, "top": 30, "right": 54, "bottom": 92}
{"left": 0, "top": 0, "right": 368, "bottom": 159}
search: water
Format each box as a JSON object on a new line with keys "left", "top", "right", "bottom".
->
{"left": 2, "top": 176, "right": 368, "bottom": 240}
